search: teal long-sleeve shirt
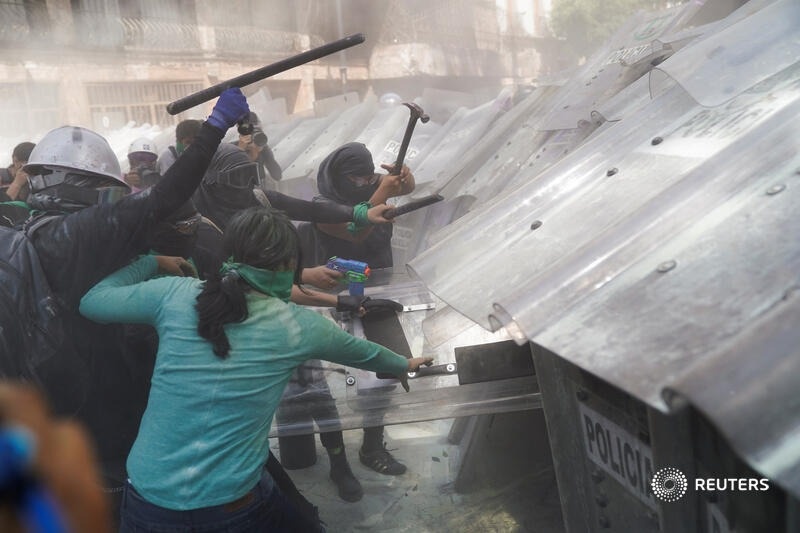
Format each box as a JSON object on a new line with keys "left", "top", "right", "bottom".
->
{"left": 79, "top": 255, "right": 408, "bottom": 510}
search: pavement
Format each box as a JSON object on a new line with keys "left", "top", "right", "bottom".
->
{"left": 273, "top": 416, "right": 565, "bottom": 532}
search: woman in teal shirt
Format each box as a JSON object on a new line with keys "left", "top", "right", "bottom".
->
{"left": 80, "top": 206, "right": 431, "bottom": 532}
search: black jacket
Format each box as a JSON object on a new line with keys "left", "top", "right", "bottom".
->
{"left": 10, "top": 123, "right": 224, "bottom": 483}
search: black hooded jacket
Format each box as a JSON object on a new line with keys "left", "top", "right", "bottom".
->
{"left": 300, "top": 142, "right": 393, "bottom": 268}
{"left": 193, "top": 143, "right": 365, "bottom": 231}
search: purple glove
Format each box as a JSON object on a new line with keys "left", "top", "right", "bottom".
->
{"left": 207, "top": 88, "right": 249, "bottom": 132}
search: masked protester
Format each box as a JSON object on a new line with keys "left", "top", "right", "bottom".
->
{"left": 79, "top": 206, "right": 432, "bottom": 532}
{"left": 193, "top": 142, "right": 395, "bottom": 232}
{"left": 289, "top": 142, "right": 415, "bottom": 502}
{"left": 0, "top": 88, "right": 250, "bottom": 522}
{"left": 156, "top": 119, "right": 202, "bottom": 175}
{"left": 299, "top": 142, "right": 414, "bottom": 268}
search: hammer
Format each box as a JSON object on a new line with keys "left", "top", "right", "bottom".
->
{"left": 391, "top": 102, "right": 429, "bottom": 175}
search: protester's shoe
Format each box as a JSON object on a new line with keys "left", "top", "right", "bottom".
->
{"left": 329, "top": 450, "right": 363, "bottom": 502}
{"left": 359, "top": 446, "right": 407, "bottom": 475}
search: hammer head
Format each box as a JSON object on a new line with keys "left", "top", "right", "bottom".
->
{"left": 403, "top": 102, "right": 430, "bottom": 123}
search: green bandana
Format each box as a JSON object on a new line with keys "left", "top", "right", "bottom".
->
{"left": 220, "top": 259, "right": 293, "bottom": 302}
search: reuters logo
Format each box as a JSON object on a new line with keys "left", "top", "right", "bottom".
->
{"left": 651, "top": 467, "right": 688, "bottom": 502}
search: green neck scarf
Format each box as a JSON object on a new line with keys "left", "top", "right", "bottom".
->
{"left": 220, "top": 259, "right": 293, "bottom": 302}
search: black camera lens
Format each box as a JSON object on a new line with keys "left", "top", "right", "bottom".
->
{"left": 253, "top": 129, "right": 268, "bottom": 147}
{"left": 237, "top": 122, "right": 254, "bottom": 136}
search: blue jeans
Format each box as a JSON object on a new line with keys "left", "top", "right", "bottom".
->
{"left": 119, "top": 469, "right": 324, "bottom": 533}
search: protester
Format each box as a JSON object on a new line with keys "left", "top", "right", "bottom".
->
{"left": 79, "top": 205, "right": 433, "bottom": 532}
{"left": 193, "top": 142, "right": 394, "bottom": 232}
{"left": 0, "top": 88, "right": 250, "bottom": 513}
{"left": 124, "top": 137, "right": 160, "bottom": 192}
{"left": 0, "top": 141, "right": 35, "bottom": 202}
{"left": 156, "top": 119, "right": 202, "bottom": 175}
{"left": 292, "top": 141, "right": 415, "bottom": 501}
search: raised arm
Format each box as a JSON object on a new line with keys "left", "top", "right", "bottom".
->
{"left": 79, "top": 255, "right": 165, "bottom": 325}
{"left": 264, "top": 190, "right": 393, "bottom": 224}
{"left": 45, "top": 89, "right": 249, "bottom": 308}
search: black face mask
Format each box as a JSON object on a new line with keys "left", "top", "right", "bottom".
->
{"left": 151, "top": 223, "right": 198, "bottom": 259}
{"left": 27, "top": 173, "right": 128, "bottom": 213}
{"left": 334, "top": 178, "right": 379, "bottom": 205}
{"left": 27, "top": 184, "right": 126, "bottom": 213}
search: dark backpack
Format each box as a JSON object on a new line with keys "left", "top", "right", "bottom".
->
{"left": 0, "top": 202, "right": 33, "bottom": 228}
{"left": 0, "top": 215, "right": 66, "bottom": 382}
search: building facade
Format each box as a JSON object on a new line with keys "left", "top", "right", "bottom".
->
{"left": 0, "top": 0, "right": 551, "bottom": 136}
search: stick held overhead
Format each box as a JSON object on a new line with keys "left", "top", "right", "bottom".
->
{"left": 166, "top": 33, "right": 366, "bottom": 115}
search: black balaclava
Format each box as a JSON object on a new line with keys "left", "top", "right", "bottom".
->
{"left": 317, "top": 142, "right": 378, "bottom": 206}
{"left": 192, "top": 143, "right": 260, "bottom": 231}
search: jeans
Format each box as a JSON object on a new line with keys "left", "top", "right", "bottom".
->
{"left": 119, "top": 468, "right": 324, "bottom": 533}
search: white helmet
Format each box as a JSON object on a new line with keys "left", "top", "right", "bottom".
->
{"left": 128, "top": 137, "right": 158, "bottom": 158}
{"left": 24, "top": 126, "right": 128, "bottom": 210}
{"left": 25, "top": 126, "right": 124, "bottom": 185}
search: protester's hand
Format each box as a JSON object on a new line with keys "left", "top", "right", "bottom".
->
{"left": 302, "top": 265, "right": 343, "bottom": 290}
{"left": 0, "top": 383, "right": 112, "bottom": 533}
{"left": 379, "top": 164, "right": 414, "bottom": 196}
{"left": 366, "top": 204, "right": 395, "bottom": 224}
{"left": 375, "top": 172, "right": 405, "bottom": 198}
{"left": 238, "top": 136, "right": 263, "bottom": 163}
{"left": 123, "top": 170, "right": 141, "bottom": 189}
{"left": 336, "top": 295, "right": 368, "bottom": 316}
{"left": 154, "top": 255, "right": 196, "bottom": 277}
{"left": 337, "top": 296, "right": 403, "bottom": 316}
{"left": 207, "top": 87, "right": 249, "bottom": 132}
{"left": 398, "top": 357, "right": 435, "bottom": 392}
{"left": 4, "top": 168, "right": 29, "bottom": 201}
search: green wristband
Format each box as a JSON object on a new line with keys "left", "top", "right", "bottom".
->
{"left": 348, "top": 201, "right": 372, "bottom": 234}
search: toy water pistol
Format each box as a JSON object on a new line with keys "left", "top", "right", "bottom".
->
{"left": 326, "top": 256, "right": 370, "bottom": 296}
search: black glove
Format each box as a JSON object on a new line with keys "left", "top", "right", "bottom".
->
{"left": 336, "top": 295, "right": 368, "bottom": 312}
{"left": 362, "top": 298, "right": 403, "bottom": 314}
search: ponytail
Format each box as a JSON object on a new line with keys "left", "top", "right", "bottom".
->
{"left": 195, "top": 205, "right": 303, "bottom": 358}
{"left": 196, "top": 270, "right": 248, "bottom": 358}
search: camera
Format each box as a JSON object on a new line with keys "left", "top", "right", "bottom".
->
{"left": 135, "top": 165, "right": 162, "bottom": 188}
{"left": 237, "top": 122, "right": 268, "bottom": 148}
